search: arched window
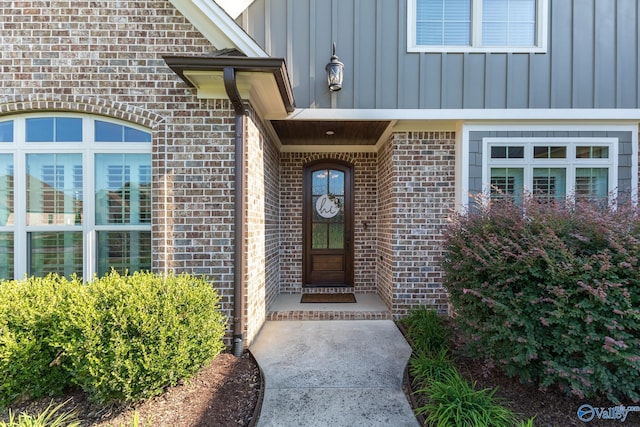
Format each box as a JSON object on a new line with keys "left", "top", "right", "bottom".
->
{"left": 0, "top": 113, "right": 152, "bottom": 280}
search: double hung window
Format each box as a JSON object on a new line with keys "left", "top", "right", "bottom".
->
{"left": 0, "top": 114, "right": 152, "bottom": 280}
{"left": 486, "top": 139, "right": 615, "bottom": 203}
{"left": 408, "top": 0, "right": 548, "bottom": 52}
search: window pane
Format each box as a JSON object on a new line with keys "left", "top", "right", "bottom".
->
{"left": 328, "top": 170, "right": 345, "bottom": 196}
{"left": 312, "top": 223, "right": 328, "bottom": 249}
{"left": 534, "top": 146, "right": 566, "bottom": 159}
{"left": 533, "top": 168, "right": 566, "bottom": 201}
{"left": 96, "top": 121, "right": 151, "bottom": 143}
{"left": 576, "top": 146, "right": 609, "bottom": 159}
{"left": 26, "top": 154, "right": 83, "bottom": 226}
{"left": 491, "top": 146, "right": 524, "bottom": 159}
{"left": 124, "top": 127, "right": 152, "bottom": 143}
{"left": 490, "top": 168, "right": 524, "bottom": 201}
{"left": 97, "top": 230, "right": 151, "bottom": 276}
{"left": 0, "top": 121, "right": 13, "bottom": 142}
{"left": 491, "top": 146, "right": 507, "bottom": 158}
{"left": 576, "top": 168, "right": 608, "bottom": 199}
{"left": 445, "top": 22, "right": 471, "bottom": 45}
{"left": 312, "top": 170, "right": 328, "bottom": 195}
{"left": 95, "top": 121, "right": 123, "bottom": 142}
{"left": 55, "top": 118, "right": 82, "bottom": 142}
{"left": 416, "top": 0, "right": 470, "bottom": 46}
{"left": 328, "top": 223, "right": 344, "bottom": 249}
{"left": 0, "top": 232, "right": 13, "bottom": 280}
{"left": 507, "top": 146, "right": 524, "bottom": 158}
{"left": 482, "top": 0, "right": 536, "bottom": 46}
{"left": 0, "top": 155, "right": 14, "bottom": 226}
{"left": 26, "top": 118, "right": 81, "bottom": 142}
{"left": 95, "top": 154, "right": 151, "bottom": 225}
{"left": 26, "top": 118, "right": 54, "bottom": 142}
{"left": 29, "top": 231, "right": 82, "bottom": 278}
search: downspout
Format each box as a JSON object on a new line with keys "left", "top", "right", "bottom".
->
{"left": 224, "top": 67, "right": 247, "bottom": 357}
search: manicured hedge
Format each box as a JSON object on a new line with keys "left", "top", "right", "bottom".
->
{"left": 0, "top": 276, "right": 77, "bottom": 406}
{"left": 0, "top": 271, "right": 227, "bottom": 406}
{"left": 442, "top": 196, "right": 640, "bottom": 403}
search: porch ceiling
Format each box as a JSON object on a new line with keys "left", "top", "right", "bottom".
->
{"left": 270, "top": 120, "right": 392, "bottom": 145}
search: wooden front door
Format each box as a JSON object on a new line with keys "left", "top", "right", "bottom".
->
{"left": 303, "top": 161, "right": 354, "bottom": 287}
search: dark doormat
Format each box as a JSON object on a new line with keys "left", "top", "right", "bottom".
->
{"left": 300, "top": 293, "right": 357, "bottom": 303}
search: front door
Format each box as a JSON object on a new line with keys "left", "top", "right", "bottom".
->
{"left": 303, "top": 161, "right": 354, "bottom": 287}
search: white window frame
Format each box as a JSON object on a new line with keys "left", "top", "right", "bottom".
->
{"left": 0, "top": 113, "right": 152, "bottom": 280}
{"left": 482, "top": 137, "right": 617, "bottom": 202}
{"left": 407, "top": 0, "right": 549, "bottom": 53}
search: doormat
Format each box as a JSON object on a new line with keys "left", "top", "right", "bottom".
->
{"left": 300, "top": 293, "right": 357, "bottom": 303}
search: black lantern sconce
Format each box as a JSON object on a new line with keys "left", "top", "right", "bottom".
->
{"left": 325, "top": 42, "right": 344, "bottom": 92}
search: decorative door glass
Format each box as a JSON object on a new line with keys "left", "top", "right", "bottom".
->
{"left": 311, "top": 169, "right": 345, "bottom": 249}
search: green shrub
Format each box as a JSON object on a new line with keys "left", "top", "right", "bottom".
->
{"left": 402, "top": 307, "right": 448, "bottom": 354}
{"left": 58, "top": 271, "right": 227, "bottom": 403}
{"left": 0, "top": 401, "right": 80, "bottom": 427}
{"left": 416, "top": 370, "right": 517, "bottom": 427}
{"left": 442, "top": 195, "right": 640, "bottom": 403}
{"left": 0, "top": 276, "right": 80, "bottom": 407}
{"left": 409, "top": 348, "right": 457, "bottom": 388}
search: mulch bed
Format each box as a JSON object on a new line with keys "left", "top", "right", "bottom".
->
{"left": 400, "top": 320, "right": 637, "bottom": 427}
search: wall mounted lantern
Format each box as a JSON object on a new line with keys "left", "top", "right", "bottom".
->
{"left": 325, "top": 43, "right": 344, "bottom": 92}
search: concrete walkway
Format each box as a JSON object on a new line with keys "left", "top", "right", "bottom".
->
{"left": 250, "top": 320, "right": 420, "bottom": 427}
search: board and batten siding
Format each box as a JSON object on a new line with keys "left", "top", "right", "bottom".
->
{"left": 239, "top": 0, "right": 640, "bottom": 111}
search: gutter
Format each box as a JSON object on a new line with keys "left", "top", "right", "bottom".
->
{"left": 224, "top": 67, "right": 247, "bottom": 357}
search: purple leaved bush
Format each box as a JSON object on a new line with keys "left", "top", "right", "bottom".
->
{"left": 442, "top": 194, "right": 640, "bottom": 404}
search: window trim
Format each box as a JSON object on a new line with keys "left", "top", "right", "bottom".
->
{"left": 482, "top": 137, "right": 618, "bottom": 202}
{"left": 0, "top": 113, "right": 152, "bottom": 280}
{"left": 407, "top": 0, "right": 549, "bottom": 53}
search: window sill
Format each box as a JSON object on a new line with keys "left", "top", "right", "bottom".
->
{"left": 407, "top": 45, "right": 547, "bottom": 54}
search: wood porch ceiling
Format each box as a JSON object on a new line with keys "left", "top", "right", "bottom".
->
{"left": 270, "top": 120, "right": 392, "bottom": 145}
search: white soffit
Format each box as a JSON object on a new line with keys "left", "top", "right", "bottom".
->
{"left": 169, "top": 0, "right": 267, "bottom": 57}
{"left": 183, "top": 70, "right": 290, "bottom": 118}
{"left": 214, "top": 0, "right": 256, "bottom": 19}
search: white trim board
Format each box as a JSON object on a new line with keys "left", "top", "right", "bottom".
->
{"left": 282, "top": 108, "right": 640, "bottom": 122}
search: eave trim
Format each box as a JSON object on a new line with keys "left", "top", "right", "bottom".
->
{"left": 169, "top": 0, "right": 267, "bottom": 57}
{"left": 163, "top": 55, "right": 295, "bottom": 114}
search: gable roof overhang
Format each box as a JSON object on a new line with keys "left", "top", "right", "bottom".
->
{"left": 214, "top": 0, "right": 257, "bottom": 19}
{"left": 168, "top": 0, "right": 267, "bottom": 57}
{"left": 164, "top": 54, "right": 295, "bottom": 118}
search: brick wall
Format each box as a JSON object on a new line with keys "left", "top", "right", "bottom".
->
{"left": 0, "top": 1, "right": 256, "bottom": 344}
{"left": 377, "top": 136, "right": 395, "bottom": 309}
{"left": 244, "top": 110, "right": 280, "bottom": 345}
{"left": 383, "top": 132, "right": 457, "bottom": 316}
{"left": 279, "top": 152, "right": 377, "bottom": 293}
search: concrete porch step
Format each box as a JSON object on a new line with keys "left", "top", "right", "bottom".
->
{"left": 267, "top": 293, "right": 393, "bottom": 321}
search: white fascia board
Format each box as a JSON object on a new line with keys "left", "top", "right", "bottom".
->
{"left": 170, "top": 0, "right": 267, "bottom": 57}
{"left": 214, "top": 0, "right": 256, "bottom": 19}
{"left": 285, "top": 108, "right": 640, "bottom": 122}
